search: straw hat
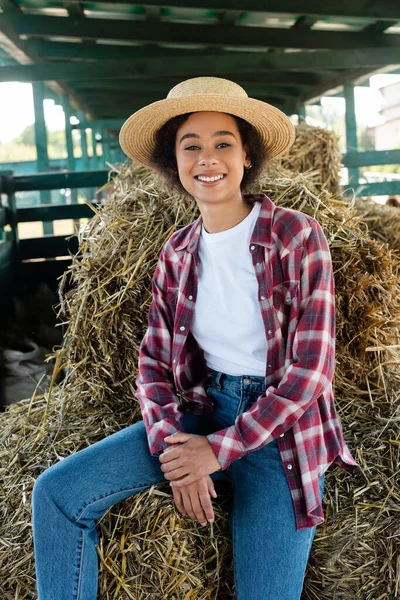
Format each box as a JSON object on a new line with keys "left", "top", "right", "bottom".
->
{"left": 119, "top": 76, "right": 296, "bottom": 169}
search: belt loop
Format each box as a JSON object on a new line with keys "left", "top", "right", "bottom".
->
{"left": 215, "top": 371, "right": 223, "bottom": 390}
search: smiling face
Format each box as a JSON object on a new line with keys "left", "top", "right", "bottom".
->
{"left": 174, "top": 111, "right": 252, "bottom": 206}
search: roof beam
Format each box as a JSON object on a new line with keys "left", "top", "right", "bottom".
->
{"left": 1, "top": 49, "right": 399, "bottom": 84}
{"left": 90, "top": 97, "right": 295, "bottom": 117}
{"left": 2, "top": 14, "right": 400, "bottom": 51}
{"left": 299, "top": 59, "right": 400, "bottom": 104}
{"left": 71, "top": 0, "right": 400, "bottom": 21}
{"left": 65, "top": 1, "right": 85, "bottom": 18}
{"left": 66, "top": 76, "right": 317, "bottom": 92}
{"left": 0, "top": 9, "right": 94, "bottom": 117}
{"left": 75, "top": 82, "right": 305, "bottom": 98}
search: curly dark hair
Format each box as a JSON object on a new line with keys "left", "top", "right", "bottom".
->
{"left": 150, "top": 112, "right": 270, "bottom": 199}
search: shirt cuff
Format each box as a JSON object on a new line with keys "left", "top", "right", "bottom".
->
{"left": 206, "top": 426, "right": 246, "bottom": 470}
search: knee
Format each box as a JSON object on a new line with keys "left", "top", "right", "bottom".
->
{"left": 32, "top": 464, "right": 59, "bottom": 507}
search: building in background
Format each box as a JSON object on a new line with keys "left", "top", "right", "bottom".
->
{"left": 368, "top": 80, "right": 400, "bottom": 150}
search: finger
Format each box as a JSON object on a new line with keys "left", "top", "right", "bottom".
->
{"left": 207, "top": 479, "right": 218, "bottom": 499}
{"left": 163, "top": 465, "right": 189, "bottom": 481}
{"left": 159, "top": 446, "right": 178, "bottom": 462}
{"left": 189, "top": 489, "right": 208, "bottom": 525}
{"left": 170, "top": 472, "right": 197, "bottom": 486}
{"left": 181, "top": 489, "right": 197, "bottom": 522}
{"left": 172, "top": 488, "right": 186, "bottom": 516}
{"left": 160, "top": 457, "right": 183, "bottom": 473}
{"left": 198, "top": 488, "right": 215, "bottom": 523}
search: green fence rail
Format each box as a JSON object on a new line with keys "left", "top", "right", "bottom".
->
{"left": 0, "top": 169, "right": 109, "bottom": 262}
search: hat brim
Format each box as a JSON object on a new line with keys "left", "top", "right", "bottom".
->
{"left": 119, "top": 95, "right": 296, "bottom": 169}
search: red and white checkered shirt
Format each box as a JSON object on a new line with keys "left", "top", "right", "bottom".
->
{"left": 136, "top": 192, "right": 359, "bottom": 530}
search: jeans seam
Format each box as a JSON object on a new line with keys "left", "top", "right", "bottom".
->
{"left": 73, "top": 529, "right": 84, "bottom": 600}
{"left": 231, "top": 475, "right": 240, "bottom": 600}
{"left": 298, "top": 526, "right": 316, "bottom": 585}
{"left": 71, "top": 481, "right": 161, "bottom": 524}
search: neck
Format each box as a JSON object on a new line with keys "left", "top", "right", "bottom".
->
{"left": 199, "top": 193, "right": 254, "bottom": 234}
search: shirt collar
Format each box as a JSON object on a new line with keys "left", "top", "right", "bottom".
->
{"left": 175, "top": 193, "right": 275, "bottom": 253}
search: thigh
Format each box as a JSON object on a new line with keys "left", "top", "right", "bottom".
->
{"left": 229, "top": 439, "right": 324, "bottom": 600}
{"left": 34, "top": 420, "right": 167, "bottom": 523}
{"left": 34, "top": 415, "right": 230, "bottom": 524}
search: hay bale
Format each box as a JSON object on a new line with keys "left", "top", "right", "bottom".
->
{"left": 354, "top": 196, "right": 400, "bottom": 257}
{"left": 276, "top": 122, "right": 343, "bottom": 196}
{"left": 1, "top": 130, "right": 400, "bottom": 598}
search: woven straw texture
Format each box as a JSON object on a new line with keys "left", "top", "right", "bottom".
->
{"left": 119, "top": 76, "right": 296, "bottom": 168}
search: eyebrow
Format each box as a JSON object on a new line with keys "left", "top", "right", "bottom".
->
{"left": 179, "top": 130, "right": 236, "bottom": 145}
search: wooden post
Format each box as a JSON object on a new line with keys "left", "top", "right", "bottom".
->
{"left": 62, "top": 96, "right": 78, "bottom": 205}
{"left": 344, "top": 84, "right": 360, "bottom": 188}
{"left": 77, "top": 111, "right": 90, "bottom": 201}
{"left": 92, "top": 129, "right": 102, "bottom": 169}
{"left": 101, "top": 130, "right": 110, "bottom": 165}
{"left": 95, "top": 130, "right": 105, "bottom": 169}
{"left": 297, "top": 104, "right": 306, "bottom": 124}
{"left": 32, "top": 82, "right": 53, "bottom": 235}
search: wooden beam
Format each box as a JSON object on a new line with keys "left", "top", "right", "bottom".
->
{"left": 342, "top": 149, "right": 400, "bottom": 168}
{"left": 65, "top": 0, "right": 84, "bottom": 18}
{"left": 343, "top": 84, "right": 359, "bottom": 187}
{"left": 78, "top": 111, "right": 90, "bottom": 171}
{"left": 19, "top": 235, "right": 79, "bottom": 260}
{"left": 62, "top": 97, "right": 76, "bottom": 171}
{"left": 62, "top": 96, "right": 78, "bottom": 203}
{"left": 1, "top": 49, "right": 399, "bottom": 83}
{"left": 0, "top": 12, "right": 94, "bottom": 117}
{"left": 72, "top": 118, "right": 125, "bottom": 130}
{"left": 343, "top": 181, "right": 400, "bottom": 197}
{"left": 3, "top": 14, "right": 400, "bottom": 51}
{"left": 85, "top": 96, "right": 293, "bottom": 112}
{"left": 32, "top": 81, "right": 53, "bottom": 232}
{"left": 9, "top": 170, "right": 108, "bottom": 192}
{"left": 75, "top": 1, "right": 400, "bottom": 21}
{"left": 77, "top": 85, "right": 302, "bottom": 104}
{"left": 26, "top": 40, "right": 215, "bottom": 60}
{"left": 17, "top": 202, "right": 98, "bottom": 223}
{"left": 292, "top": 16, "right": 318, "bottom": 30}
{"left": 65, "top": 72, "right": 328, "bottom": 91}
{"left": 299, "top": 60, "right": 400, "bottom": 105}
{"left": 0, "top": 206, "right": 9, "bottom": 228}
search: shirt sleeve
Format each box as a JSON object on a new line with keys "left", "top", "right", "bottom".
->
{"left": 135, "top": 245, "right": 185, "bottom": 456}
{"left": 205, "top": 218, "right": 336, "bottom": 470}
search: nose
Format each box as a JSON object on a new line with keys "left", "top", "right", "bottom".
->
{"left": 198, "top": 147, "right": 218, "bottom": 165}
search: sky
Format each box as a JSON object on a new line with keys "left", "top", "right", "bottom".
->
{"left": 0, "top": 73, "right": 400, "bottom": 144}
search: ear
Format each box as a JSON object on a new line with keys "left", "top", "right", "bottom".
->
{"left": 243, "top": 144, "right": 251, "bottom": 168}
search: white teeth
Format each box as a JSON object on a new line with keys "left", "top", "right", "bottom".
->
{"left": 197, "top": 174, "right": 224, "bottom": 182}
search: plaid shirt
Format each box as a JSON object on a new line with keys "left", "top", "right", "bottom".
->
{"left": 136, "top": 192, "right": 359, "bottom": 530}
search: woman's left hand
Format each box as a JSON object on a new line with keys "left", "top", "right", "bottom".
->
{"left": 159, "top": 432, "right": 222, "bottom": 487}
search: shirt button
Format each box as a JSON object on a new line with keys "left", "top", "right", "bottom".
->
{"left": 173, "top": 359, "right": 176, "bottom": 363}
{"left": 250, "top": 245, "right": 255, "bottom": 251}
{"left": 267, "top": 329, "right": 272, "bottom": 334}
{"left": 261, "top": 295, "right": 266, "bottom": 300}
{"left": 285, "top": 296, "right": 291, "bottom": 304}
{"left": 188, "top": 295, "right": 193, "bottom": 300}
{"left": 279, "top": 433, "right": 284, "bottom": 437}
{"left": 180, "top": 326, "right": 185, "bottom": 331}
{"left": 287, "top": 464, "right": 292, "bottom": 470}
{"left": 268, "top": 364, "right": 272, "bottom": 368}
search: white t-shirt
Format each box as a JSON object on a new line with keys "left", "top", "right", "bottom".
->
{"left": 190, "top": 200, "right": 267, "bottom": 376}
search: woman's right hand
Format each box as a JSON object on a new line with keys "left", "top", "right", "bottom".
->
{"left": 171, "top": 474, "right": 217, "bottom": 526}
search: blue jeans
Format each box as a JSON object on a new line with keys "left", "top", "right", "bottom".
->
{"left": 32, "top": 368, "right": 325, "bottom": 600}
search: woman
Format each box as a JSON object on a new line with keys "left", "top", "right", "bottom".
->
{"left": 32, "top": 76, "right": 359, "bottom": 600}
